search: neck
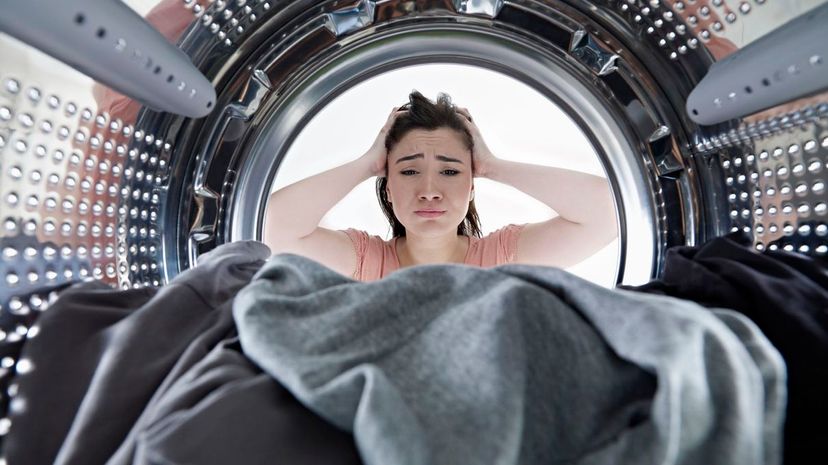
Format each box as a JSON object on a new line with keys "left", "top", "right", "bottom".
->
{"left": 397, "top": 231, "right": 468, "bottom": 267}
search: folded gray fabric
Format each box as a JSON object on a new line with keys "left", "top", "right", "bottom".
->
{"left": 234, "top": 254, "right": 786, "bottom": 465}
{"left": 708, "top": 310, "right": 787, "bottom": 465}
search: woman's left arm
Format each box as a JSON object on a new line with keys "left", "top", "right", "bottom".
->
{"left": 458, "top": 107, "right": 618, "bottom": 268}
{"left": 484, "top": 159, "right": 618, "bottom": 268}
{"left": 483, "top": 159, "right": 615, "bottom": 226}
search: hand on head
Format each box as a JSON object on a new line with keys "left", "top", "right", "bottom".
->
{"left": 455, "top": 106, "right": 496, "bottom": 178}
{"left": 455, "top": 106, "right": 473, "bottom": 123}
{"left": 364, "top": 104, "right": 496, "bottom": 179}
{"left": 365, "top": 106, "right": 408, "bottom": 177}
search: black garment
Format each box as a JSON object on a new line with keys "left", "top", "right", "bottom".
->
{"left": 112, "top": 338, "right": 361, "bottom": 465}
{"left": 5, "top": 241, "right": 361, "bottom": 465}
{"left": 0, "top": 280, "right": 75, "bottom": 436}
{"left": 624, "top": 232, "right": 828, "bottom": 465}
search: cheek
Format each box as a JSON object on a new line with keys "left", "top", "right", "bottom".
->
{"left": 456, "top": 176, "right": 473, "bottom": 195}
{"left": 452, "top": 182, "right": 469, "bottom": 195}
{"left": 386, "top": 178, "right": 406, "bottom": 202}
{"left": 447, "top": 183, "right": 471, "bottom": 205}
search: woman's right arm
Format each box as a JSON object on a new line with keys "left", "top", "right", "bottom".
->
{"left": 263, "top": 156, "right": 373, "bottom": 276}
{"left": 265, "top": 155, "right": 375, "bottom": 242}
{"left": 262, "top": 107, "right": 403, "bottom": 275}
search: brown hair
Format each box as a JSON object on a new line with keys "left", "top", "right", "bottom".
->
{"left": 375, "top": 90, "right": 482, "bottom": 238}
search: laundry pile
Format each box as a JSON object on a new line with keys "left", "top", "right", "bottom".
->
{"left": 622, "top": 233, "right": 828, "bottom": 465}
{"left": 2, "top": 234, "right": 825, "bottom": 465}
{"left": 2, "top": 242, "right": 361, "bottom": 465}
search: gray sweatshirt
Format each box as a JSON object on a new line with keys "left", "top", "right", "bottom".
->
{"left": 234, "top": 254, "right": 785, "bottom": 465}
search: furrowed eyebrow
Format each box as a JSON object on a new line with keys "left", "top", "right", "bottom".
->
{"left": 395, "top": 153, "right": 464, "bottom": 164}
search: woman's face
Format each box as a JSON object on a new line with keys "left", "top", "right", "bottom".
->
{"left": 386, "top": 127, "right": 473, "bottom": 236}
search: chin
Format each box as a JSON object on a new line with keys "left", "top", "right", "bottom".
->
{"left": 403, "top": 216, "right": 463, "bottom": 236}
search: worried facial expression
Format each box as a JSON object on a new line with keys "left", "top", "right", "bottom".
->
{"left": 386, "top": 127, "right": 474, "bottom": 235}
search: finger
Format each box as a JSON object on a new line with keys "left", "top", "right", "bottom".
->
{"left": 455, "top": 108, "right": 473, "bottom": 122}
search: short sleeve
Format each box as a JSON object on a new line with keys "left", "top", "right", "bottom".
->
{"left": 342, "top": 228, "right": 368, "bottom": 278}
{"left": 498, "top": 223, "right": 527, "bottom": 263}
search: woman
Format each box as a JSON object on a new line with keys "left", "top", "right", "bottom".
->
{"left": 264, "top": 91, "right": 617, "bottom": 281}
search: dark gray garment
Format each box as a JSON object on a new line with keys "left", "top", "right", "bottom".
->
{"left": 234, "top": 254, "right": 786, "bottom": 465}
{"left": 122, "top": 338, "right": 362, "bottom": 465}
{"left": 4, "top": 281, "right": 156, "bottom": 465}
{"left": 5, "top": 241, "right": 361, "bottom": 465}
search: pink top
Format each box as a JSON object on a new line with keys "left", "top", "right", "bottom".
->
{"left": 343, "top": 224, "right": 527, "bottom": 281}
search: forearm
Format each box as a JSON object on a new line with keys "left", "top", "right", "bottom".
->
{"left": 266, "top": 155, "right": 374, "bottom": 239}
{"left": 484, "top": 159, "right": 614, "bottom": 225}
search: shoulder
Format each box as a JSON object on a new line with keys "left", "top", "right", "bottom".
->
{"left": 473, "top": 223, "right": 527, "bottom": 265}
{"left": 342, "top": 228, "right": 389, "bottom": 243}
{"left": 342, "top": 228, "right": 368, "bottom": 244}
{"left": 481, "top": 223, "right": 527, "bottom": 243}
{"left": 498, "top": 223, "right": 527, "bottom": 236}
{"left": 341, "top": 229, "right": 398, "bottom": 281}
{"left": 342, "top": 228, "right": 391, "bottom": 256}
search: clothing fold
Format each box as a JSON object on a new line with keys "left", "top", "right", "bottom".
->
{"left": 5, "top": 238, "right": 797, "bottom": 465}
{"left": 5, "top": 241, "right": 361, "bottom": 465}
{"left": 624, "top": 232, "right": 828, "bottom": 465}
{"left": 234, "top": 253, "right": 786, "bottom": 465}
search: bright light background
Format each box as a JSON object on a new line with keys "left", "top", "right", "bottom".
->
{"left": 272, "top": 64, "right": 620, "bottom": 287}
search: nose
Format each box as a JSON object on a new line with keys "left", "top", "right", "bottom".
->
{"left": 417, "top": 173, "right": 442, "bottom": 201}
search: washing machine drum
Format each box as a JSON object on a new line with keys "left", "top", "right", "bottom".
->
{"left": 1, "top": 0, "right": 827, "bottom": 313}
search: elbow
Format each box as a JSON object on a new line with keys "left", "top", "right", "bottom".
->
{"left": 262, "top": 211, "right": 298, "bottom": 253}
{"left": 604, "top": 219, "right": 619, "bottom": 245}
{"left": 601, "top": 196, "right": 619, "bottom": 243}
{"left": 589, "top": 188, "right": 618, "bottom": 245}
{"left": 264, "top": 202, "right": 308, "bottom": 243}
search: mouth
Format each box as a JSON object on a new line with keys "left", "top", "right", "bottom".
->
{"left": 415, "top": 210, "right": 446, "bottom": 218}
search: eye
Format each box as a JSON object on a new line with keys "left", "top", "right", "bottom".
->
{"left": 442, "top": 169, "right": 460, "bottom": 176}
{"left": 400, "top": 169, "right": 418, "bottom": 176}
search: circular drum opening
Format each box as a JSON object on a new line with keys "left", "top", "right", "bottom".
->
{"left": 4, "top": 0, "right": 826, "bottom": 302}
{"left": 10, "top": 0, "right": 774, "bottom": 297}
{"left": 226, "top": 24, "right": 666, "bottom": 287}
{"left": 270, "top": 63, "right": 620, "bottom": 286}
{"left": 169, "top": 1, "right": 714, "bottom": 290}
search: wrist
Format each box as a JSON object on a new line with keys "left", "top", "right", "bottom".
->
{"left": 357, "top": 152, "right": 382, "bottom": 179}
{"left": 478, "top": 155, "right": 500, "bottom": 179}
